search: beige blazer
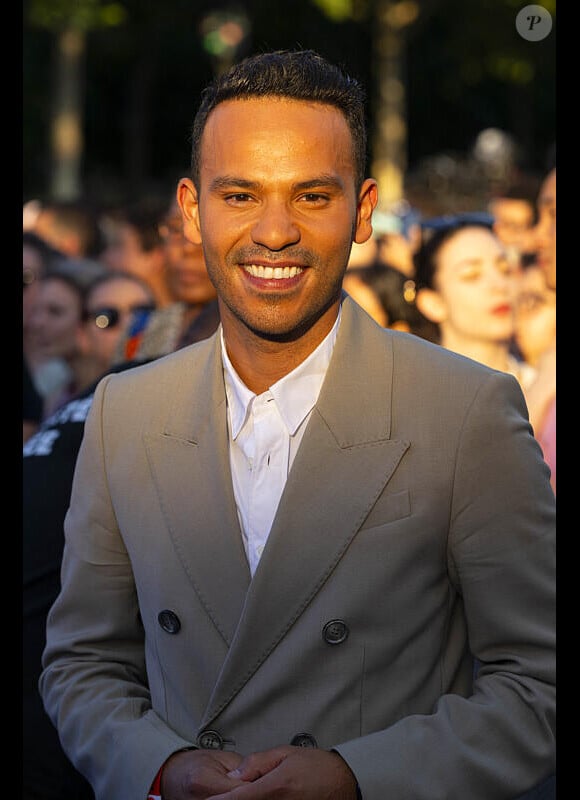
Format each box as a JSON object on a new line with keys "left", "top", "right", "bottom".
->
{"left": 40, "top": 296, "right": 556, "bottom": 800}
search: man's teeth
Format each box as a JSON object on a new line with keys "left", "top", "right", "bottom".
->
{"left": 244, "top": 265, "right": 303, "bottom": 279}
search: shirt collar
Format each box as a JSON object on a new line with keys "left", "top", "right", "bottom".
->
{"left": 221, "top": 306, "right": 342, "bottom": 439}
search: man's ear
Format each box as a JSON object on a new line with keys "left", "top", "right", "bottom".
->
{"left": 415, "top": 288, "right": 448, "bottom": 323}
{"left": 176, "top": 178, "right": 202, "bottom": 245}
{"left": 354, "top": 179, "right": 379, "bottom": 244}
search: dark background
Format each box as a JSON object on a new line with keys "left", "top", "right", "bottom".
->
{"left": 23, "top": 0, "right": 556, "bottom": 210}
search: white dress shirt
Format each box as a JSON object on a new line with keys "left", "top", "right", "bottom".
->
{"left": 221, "top": 310, "right": 341, "bottom": 576}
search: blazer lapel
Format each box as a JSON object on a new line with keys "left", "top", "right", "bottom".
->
{"left": 200, "top": 298, "right": 410, "bottom": 726}
{"left": 144, "top": 334, "right": 251, "bottom": 647}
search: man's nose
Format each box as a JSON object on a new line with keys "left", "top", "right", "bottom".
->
{"left": 251, "top": 201, "right": 300, "bottom": 250}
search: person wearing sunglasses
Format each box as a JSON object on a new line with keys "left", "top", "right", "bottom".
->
{"left": 83, "top": 271, "right": 156, "bottom": 378}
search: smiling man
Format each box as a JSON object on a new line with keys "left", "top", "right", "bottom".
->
{"left": 177, "top": 91, "right": 376, "bottom": 390}
{"left": 40, "top": 50, "right": 555, "bottom": 800}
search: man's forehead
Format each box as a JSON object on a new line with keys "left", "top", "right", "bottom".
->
{"left": 204, "top": 96, "right": 348, "bottom": 131}
{"left": 200, "top": 98, "right": 353, "bottom": 166}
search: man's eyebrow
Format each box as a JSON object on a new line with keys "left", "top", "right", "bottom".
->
{"left": 210, "top": 176, "right": 259, "bottom": 192}
{"left": 292, "top": 175, "right": 345, "bottom": 191}
{"left": 208, "top": 175, "right": 345, "bottom": 192}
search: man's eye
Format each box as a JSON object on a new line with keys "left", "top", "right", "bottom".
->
{"left": 226, "top": 193, "right": 252, "bottom": 203}
{"left": 299, "top": 193, "right": 329, "bottom": 204}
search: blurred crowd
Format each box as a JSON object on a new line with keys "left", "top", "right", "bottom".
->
{"left": 23, "top": 157, "right": 555, "bottom": 797}
{"left": 344, "top": 163, "right": 556, "bottom": 495}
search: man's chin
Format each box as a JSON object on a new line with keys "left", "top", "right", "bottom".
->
{"left": 245, "top": 321, "right": 311, "bottom": 344}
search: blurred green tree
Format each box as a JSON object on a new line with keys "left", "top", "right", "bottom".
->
{"left": 23, "top": 0, "right": 555, "bottom": 208}
{"left": 26, "top": 0, "right": 127, "bottom": 200}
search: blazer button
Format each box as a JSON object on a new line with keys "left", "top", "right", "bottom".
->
{"left": 290, "top": 732, "right": 318, "bottom": 748}
{"left": 158, "top": 610, "right": 181, "bottom": 634}
{"left": 197, "top": 729, "right": 224, "bottom": 750}
{"left": 323, "top": 619, "right": 349, "bottom": 645}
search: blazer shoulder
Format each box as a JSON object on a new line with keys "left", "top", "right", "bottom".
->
{"left": 390, "top": 328, "right": 510, "bottom": 381}
{"left": 340, "top": 297, "right": 512, "bottom": 400}
{"left": 105, "top": 333, "right": 218, "bottom": 390}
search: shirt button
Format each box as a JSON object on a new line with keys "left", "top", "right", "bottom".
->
{"left": 322, "top": 619, "right": 349, "bottom": 645}
{"left": 158, "top": 610, "right": 181, "bottom": 634}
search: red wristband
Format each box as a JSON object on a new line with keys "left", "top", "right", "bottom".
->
{"left": 147, "top": 746, "right": 197, "bottom": 799}
{"left": 146, "top": 765, "right": 163, "bottom": 800}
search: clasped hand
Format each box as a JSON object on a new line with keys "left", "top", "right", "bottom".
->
{"left": 160, "top": 743, "right": 359, "bottom": 799}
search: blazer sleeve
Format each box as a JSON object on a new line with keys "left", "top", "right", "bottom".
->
{"left": 334, "top": 369, "right": 556, "bottom": 800}
{"left": 39, "top": 374, "right": 196, "bottom": 800}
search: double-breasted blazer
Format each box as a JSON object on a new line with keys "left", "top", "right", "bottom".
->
{"left": 40, "top": 296, "right": 556, "bottom": 800}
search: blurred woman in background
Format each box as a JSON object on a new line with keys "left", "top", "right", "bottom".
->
{"left": 413, "top": 220, "right": 536, "bottom": 392}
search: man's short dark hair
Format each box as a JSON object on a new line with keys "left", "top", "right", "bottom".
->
{"left": 190, "top": 49, "right": 368, "bottom": 192}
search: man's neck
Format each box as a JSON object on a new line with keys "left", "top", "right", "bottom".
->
{"left": 221, "top": 304, "right": 340, "bottom": 395}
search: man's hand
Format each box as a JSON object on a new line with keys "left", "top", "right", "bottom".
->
{"left": 209, "top": 745, "right": 359, "bottom": 799}
{"left": 160, "top": 748, "right": 245, "bottom": 799}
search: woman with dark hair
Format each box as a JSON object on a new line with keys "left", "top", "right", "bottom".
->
{"left": 413, "top": 220, "right": 536, "bottom": 391}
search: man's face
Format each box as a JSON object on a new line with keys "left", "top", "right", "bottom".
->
{"left": 179, "top": 97, "right": 376, "bottom": 343}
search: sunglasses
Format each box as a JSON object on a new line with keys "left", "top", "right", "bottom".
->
{"left": 23, "top": 267, "right": 38, "bottom": 287}
{"left": 86, "top": 304, "right": 155, "bottom": 330}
